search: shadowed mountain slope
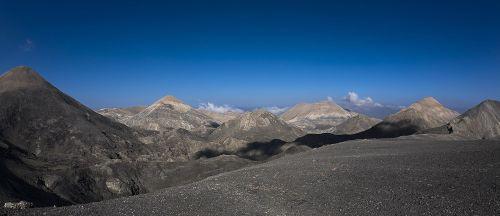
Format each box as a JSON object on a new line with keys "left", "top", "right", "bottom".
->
{"left": 0, "top": 66, "right": 155, "bottom": 205}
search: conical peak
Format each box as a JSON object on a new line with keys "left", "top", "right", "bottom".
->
{"left": 464, "top": 99, "right": 500, "bottom": 115}
{"left": 0, "top": 66, "right": 52, "bottom": 91}
{"left": 156, "top": 95, "right": 185, "bottom": 105}
{"left": 148, "top": 95, "right": 192, "bottom": 113}
{"left": 418, "top": 97, "right": 440, "bottom": 105}
{"left": 478, "top": 99, "right": 499, "bottom": 107}
{"left": 407, "top": 97, "right": 443, "bottom": 110}
{"left": 1, "top": 66, "right": 45, "bottom": 82}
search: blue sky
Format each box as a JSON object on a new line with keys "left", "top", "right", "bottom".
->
{"left": 1, "top": 0, "right": 499, "bottom": 113}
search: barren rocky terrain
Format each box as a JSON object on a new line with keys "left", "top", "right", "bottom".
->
{"left": 0, "top": 67, "right": 499, "bottom": 216}
{"left": 13, "top": 137, "right": 500, "bottom": 216}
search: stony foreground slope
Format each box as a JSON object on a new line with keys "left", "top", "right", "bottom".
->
{"left": 17, "top": 138, "right": 500, "bottom": 215}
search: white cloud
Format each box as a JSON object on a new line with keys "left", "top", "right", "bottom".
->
{"left": 344, "top": 92, "right": 383, "bottom": 107}
{"left": 198, "top": 102, "right": 243, "bottom": 113}
{"left": 20, "top": 39, "right": 35, "bottom": 51}
{"left": 326, "top": 96, "right": 333, "bottom": 102}
{"left": 262, "top": 106, "right": 289, "bottom": 115}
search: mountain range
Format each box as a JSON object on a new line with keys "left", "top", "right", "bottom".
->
{"left": 0, "top": 66, "right": 499, "bottom": 215}
{"left": 280, "top": 100, "right": 357, "bottom": 133}
{"left": 357, "top": 97, "right": 460, "bottom": 138}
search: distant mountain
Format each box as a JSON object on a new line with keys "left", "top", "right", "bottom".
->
{"left": 430, "top": 100, "right": 500, "bottom": 139}
{"left": 333, "top": 114, "right": 381, "bottom": 135}
{"left": 359, "top": 97, "right": 459, "bottom": 138}
{"left": 97, "top": 106, "right": 146, "bottom": 123}
{"left": 339, "top": 103, "right": 401, "bottom": 119}
{"left": 0, "top": 66, "right": 153, "bottom": 205}
{"left": 125, "top": 96, "right": 218, "bottom": 133}
{"left": 197, "top": 109, "right": 242, "bottom": 124}
{"left": 281, "top": 100, "right": 356, "bottom": 134}
{"left": 209, "top": 110, "right": 305, "bottom": 151}
{"left": 448, "top": 100, "right": 500, "bottom": 139}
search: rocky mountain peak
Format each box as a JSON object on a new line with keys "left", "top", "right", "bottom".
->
{"left": 157, "top": 95, "right": 184, "bottom": 104}
{"left": 378, "top": 97, "right": 459, "bottom": 134}
{"left": 478, "top": 99, "right": 499, "bottom": 109}
{"left": 281, "top": 100, "right": 353, "bottom": 122}
{"left": 446, "top": 99, "right": 500, "bottom": 139}
{"left": 237, "top": 110, "right": 277, "bottom": 130}
{"left": 0, "top": 66, "right": 52, "bottom": 91}
{"left": 249, "top": 109, "right": 274, "bottom": 117}
{"left": 125, "top": 95, "right": 215, "bottom": 132}
{"left": 209, "top": 110, "right": 305, "bottom": 149}
{"left": 149, "top": 95, "right": 192, "bottom": 113}
{"left": 280, "top": 100, "right": 356, "bottom": 134}
{"left": 407, "top": 97, "right": 442, "bottom": 110}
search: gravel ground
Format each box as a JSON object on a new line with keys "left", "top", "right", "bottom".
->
{"left": 13, "top": 138, "right": 500, "bottom": 216}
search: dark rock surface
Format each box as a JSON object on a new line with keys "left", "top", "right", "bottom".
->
{"left": 17, "top": 138, "right": 500, "bottom": 215}
{"left": 0, "top": 66, "right": 153, "bottom": 205}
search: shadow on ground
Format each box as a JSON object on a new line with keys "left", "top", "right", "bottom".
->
{"left": 195, "top": 121, "right": 423, "bottom": 160}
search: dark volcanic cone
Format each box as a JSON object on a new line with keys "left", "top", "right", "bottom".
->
{"left": 0, "top": 66, "right": 152, "bottom": 206}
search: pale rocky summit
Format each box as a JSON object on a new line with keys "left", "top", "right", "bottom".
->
{"left": 358, "top": 97, "right": 459, "bottom": 138}
{"left": 209, "top": 110, "right": 305, "bottom": 151}
{"left": 97, "top": 106, "right": 145, "bottom": 123}
{"left": 384, "top": 97, "right": 459, "bottom": 129}
{"left": 281, "top": 100, "right": 356, "bottom": 134}
{"left": 334, "top": 114, "right": 381, "bottom": 135}
{"left": 197, "top": 109, "right": 242, "bottom": 124}
{"left": 125, "top": 96, "right": 218, "bottom": 132}
{"left": 446, "top": 100, "right": 500, "bottom": 139}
